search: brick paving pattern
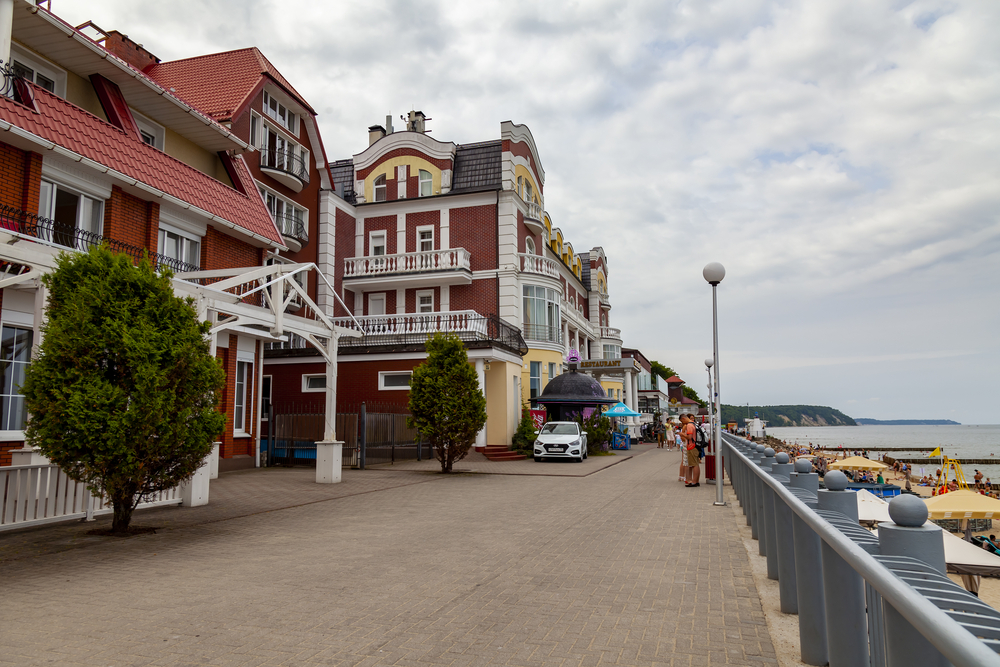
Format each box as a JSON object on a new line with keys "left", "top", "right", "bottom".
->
{"left": 0, "top": 448, "right": 777, "bottom": 666}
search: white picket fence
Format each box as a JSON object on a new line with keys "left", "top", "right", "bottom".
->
{"left": 0, "top": 463, "right": 183, "bottom": 532}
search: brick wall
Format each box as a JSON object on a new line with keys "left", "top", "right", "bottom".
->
{"left": 362, "top": 215, "right": 397, "bottom": 255}
{"left": 405, "top": 210, "right": 439, "bottom": 253}
{"left": 450, "top": 278, "right": 497, "bottom": 317}
{"left": 364, "top": 289, "right": 396, "bottom": 316}
{"left": 404, "top": 286, "right": 440, "bottom": 312}
{"left": 201, "top": 226, "right": 262, "bottom": 271}
{"left": 215, "top": 336, "right": 259, "bottom": 459}
{"left": 450, "top": 204, "right": 497, "bottom": 272}
{"left": 104, "top": 185, "right": 158, "bottom": 251}
{"left": 0, "top": 143, "right": 42, "bottom": 213}
{"left": 337, "top": 358, "right": 423, "bottom": 411}
{"left": 267, "top": 361, "right": 326, "bottom": 414}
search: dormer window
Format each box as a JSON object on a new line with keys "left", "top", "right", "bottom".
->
{"left": 263, "top": 91, "right": 296, "bottom": 134}
{"left": 10, "top": 46, "right": 65, "bottom": 98}
{"left": 373, "top": 174, "right": 387, "bottom": 202}
{"left": 419, "top": 170, "right": 432, "bottom": 197}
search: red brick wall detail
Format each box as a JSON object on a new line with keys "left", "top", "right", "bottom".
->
{"left": 0, "top": 143, "right": 42, "bottom": 213}
{"left": 362, "top": 215, "right": 397, "bottom": 255}
{"left": 450, "top": 279, "right": 497, "bottom": 317}
{"left": 449, "top": 204, "right": 497, "bottom": 272}
{"left": 405, "top": 210, "right": 440, "bottom": 254}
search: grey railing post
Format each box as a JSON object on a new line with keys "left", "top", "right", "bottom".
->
{"left": 878, "top": 495, "right": 949, "bottom": 667}
{"left": 359, "top": 402, "right": 366, "bottom": 470}
{"left": 761, "top": 448, "right": 779, "bottom": 578}
{"left": 817, "top": 470, "right": 869, "bottom": 666}
{"left": 770, "top": 452, "right": 798, "bottom": 612}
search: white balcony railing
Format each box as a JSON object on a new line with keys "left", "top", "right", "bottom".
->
{"left": 344, "top": 248, "right": 471, "bottom": 279}
{"left": 519, "top": 253, "right": 560, "bottom": 279}
{"left": 601, "top": 325, "right": 622, "bottom": 341}
{"left": 525, "top": 200, "right": 543, "bottom": 221}
{"left": 599, "top": 291, "right": 611, "bottom": 306}
{"left": 332, "top": 310, "right": 483, "bottom": 336}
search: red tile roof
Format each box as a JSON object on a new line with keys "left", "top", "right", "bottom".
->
{"left": 665, "top": 375, "right": 684, "bottom": 384}
{"left": 0, "top": 87, "right": 283, "bottom": 247}
{"left": 146, "top": 48, "right": 315, "bottom": 122}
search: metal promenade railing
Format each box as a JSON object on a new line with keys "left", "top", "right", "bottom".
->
{"left": 724, "top": 433, "right": 1000, "bottom": 666}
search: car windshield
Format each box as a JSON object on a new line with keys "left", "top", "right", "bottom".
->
{"left": 541, "top": 423, "right": 578, "bottom": 435}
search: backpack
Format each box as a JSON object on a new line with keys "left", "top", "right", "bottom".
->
{"left": 694, "top": 423, "right": 708, "bottom": 457}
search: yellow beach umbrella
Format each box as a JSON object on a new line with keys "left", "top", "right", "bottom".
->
{"left": 923, "top": 490, "right": 1000, "bottom": 520}
{"left": 829, "top": 456, "right": 889, "bottom": 472}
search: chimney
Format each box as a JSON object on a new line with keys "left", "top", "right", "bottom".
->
{"left": 368, "top": 124, "right": 386, "bottom": 146}
{"left": 385, "top": 115, "right": 394, "bottom": 135}
{"left": 103, "top": 30, "right": 160, "bottom": 71}
{"left": 405, "top": 110, "right": 430, "bottom": 133}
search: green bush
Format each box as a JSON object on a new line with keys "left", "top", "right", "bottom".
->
{"left": 512, "top": 405, "right": 537, "bottom": 453}
{"left": 575, "top": 410, "right": 612, "bottom": 454}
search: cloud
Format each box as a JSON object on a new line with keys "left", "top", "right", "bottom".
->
{"left": 52, "top": 0, "right": 1000, "bottom": 422}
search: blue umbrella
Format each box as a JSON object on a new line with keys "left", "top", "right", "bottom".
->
{"left": 604, "top": 401, "right": 641, "bottom": 417}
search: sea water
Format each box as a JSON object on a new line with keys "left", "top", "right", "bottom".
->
{"left": 768, "top": 424, "right": 1000, "bottom": 482}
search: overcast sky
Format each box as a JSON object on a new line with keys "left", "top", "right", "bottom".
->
{"left": 57, "top": 0, "right": 1000, "bottom": 423}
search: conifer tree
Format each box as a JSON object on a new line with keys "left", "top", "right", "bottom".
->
{"left": 21, "top": 247, "right": 226, "bottom": 533}
{"left": 408, "top": 332, "right": 487, "bottom": 473}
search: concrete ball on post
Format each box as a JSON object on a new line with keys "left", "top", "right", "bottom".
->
{"left": 794, "top": 459, "right": 812, "bottom": 474}
{"left": 776, "top": 452, "right": 789, "bottom": 464}
{"left": 824, "top": 470, "right": 849, "bottom": 491}
{"left": 888, "top": 494, "right": 929, "bottom": 527}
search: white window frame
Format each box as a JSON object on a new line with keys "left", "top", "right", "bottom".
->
{"left": 373, "top": 174, "right": 387, "bottom": 202}
{"left": 302, "top": 374, "right": 327, "bottom": 393}
{"left": 369, "top": 231, "right": 387, "bottom": 257}
{"left": 529, "top": 361, "right": 541, "bottom": 399}
{"left": 257, "top": 184, "right": 308, "bottom": 237}
{"left": 262, "top": 90, "right": 297, "bottom": 134}
{"left": 418, "top": 169, "right": 433, "bottom": 197}
{"left": 38, "top": 179, "right": 104, "bottom": 247}
{"left": 548, "top": 362, "right": 557, "bottom": 381}
{"left": 415, "top": 289, "right": 434, "bottom": 314}
{"left": 517, "top": 176, "right": 523, "bottom": 198}
{"left": 0, "top": 323, "right": 33, "bottom": 436}
{"left": 525, "top": 237, "right": 535, "bottom": 255}
{"left": 378, "top": 371, "right": 412, "bottom": 391}
{"left": 132, "top": 110, "right": 165, "bottom": 150}
{"left": 416, "top": 225, "right": 434, "bottom": 253}
{"left": 368, "top": 293, "right": 386, "bottom": 316}
{"left": 10, "top": 45, "right": 67, "bottom": 98}
{"left": 157, "top": 222, "right": 201, "bottom": 268}
{"left": 233, "top": 356, "right": 254, "bottom": 436}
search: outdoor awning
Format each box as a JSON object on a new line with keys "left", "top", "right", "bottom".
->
{"left": 857, "top": 489, "right": 892, "bottom": 522}
{"left": 923, "top": 490, "right": 1000, "bottom": 520}
{"left": 830, "top": 456, "right": 889, "bottom": 471}
{"left": 604, "top": 402, "right": 641, "bottom": 417}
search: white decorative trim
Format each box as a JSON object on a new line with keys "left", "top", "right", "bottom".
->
{"left": 355, "top": 190, "right": 496, "bottom": 216}
{"left": 41, "top": 158, "right": 112, "bottom": 201}
{"left": 378, "top": 371, "right": 413, "bottom": 391}
{"left": 158, "top": 207, "right": 207, "bottom": 238}
{"left": 501, "top": 121, "right": 545, "bottom": 183}
{"left": 301, "top": 374, "right": 327, "bottom": 393}
{"left": 353, "top": 132, "right": 456, "bottom": 171}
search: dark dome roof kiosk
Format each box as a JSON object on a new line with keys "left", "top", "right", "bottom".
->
{"left": 530, "top": 360, "right": 617, "bottom": 422}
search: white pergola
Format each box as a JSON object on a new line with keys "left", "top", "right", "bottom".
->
{"left": 0, "top": 230, "right": 360, "bottom": 483}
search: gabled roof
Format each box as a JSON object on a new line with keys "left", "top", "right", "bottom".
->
{"left": 450, "top": 140, "right": 502, "bottom": 193}
{"left": 146, "top": 47, "right": 315, "bottom": 122}
{"left": 0, "top": 86, "right": 282, "bottom": 247}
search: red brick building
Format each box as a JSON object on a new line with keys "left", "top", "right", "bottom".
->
{"left": 0, "top": 4, "right": 344, "bottom": 470}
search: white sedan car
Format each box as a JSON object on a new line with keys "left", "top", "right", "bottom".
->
{"left": 533, "top": 421, "right": 588, "bottom": 462}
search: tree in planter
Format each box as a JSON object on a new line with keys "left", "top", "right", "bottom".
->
{"left": 408, "top": 332, "right": 487, "bottom": 473}
{"left": 21, "top": 247, "right": 226, "bottom": 534}
{"left": 511, "top": 404, "right": 538, "bottom": 454}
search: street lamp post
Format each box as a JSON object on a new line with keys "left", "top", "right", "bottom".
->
{"left": 705, "top": 358, "right": 715, "bottom": 478}
{"left": 703, "top": 262, "right": 726, "bottom": 507}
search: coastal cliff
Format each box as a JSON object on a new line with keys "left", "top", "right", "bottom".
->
{"left": 720, "top": 404, "right": 856, "bottom": 427}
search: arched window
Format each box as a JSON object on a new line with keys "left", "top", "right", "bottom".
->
{"left": 419, "top": 170, "right": 432, "bottom": 197}
{"left": 525, "top": 237, "right": 535, "bottom": 255}
{"left": 517, "top": 176, "right": 523, "bottom": 197}
{"left": 373, "top": 174, "right": 387, "bottom": 202}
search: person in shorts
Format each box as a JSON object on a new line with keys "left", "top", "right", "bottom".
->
{"left": 682, "top": 414, "right": 700, "bottom": 487}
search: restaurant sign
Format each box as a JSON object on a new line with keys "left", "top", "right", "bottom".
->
{"left": 577, "top": 358, "right": 642, "bottom": 373}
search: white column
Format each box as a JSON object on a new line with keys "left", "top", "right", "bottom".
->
{"left": 563, "top": 321, "right": 569, "bottom": 355}
{"left": 180, "top": 454, "right": 211, "bottom": 506}
{"left": 630, "top": 371, "right": 640, "bottom": 425}
{"left": 316, "top": 333, "right": 343, "bottom": 483}
{"left": 395, "top": 213, "right": 405, "bottom": 254}
{"left": 396, "top": 288, "right": 405, "bottom": 314}
{"left": 475, "top": 358, "right": 487, "bottom": 449}
{"left": 624, "top": 369, "right": 632, "bottom": 417}
{"left": 440, "top": 208, "right": 450, "bottom": 249}
{"left": 440, "top": 285, "right": 450, "bottom": 312}
{"left": 0, "top": 0, "right": 12, "bottom": 67}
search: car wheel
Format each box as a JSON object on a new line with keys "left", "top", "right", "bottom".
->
{"left": 533, "top": 456, "right": 541, "bottom": 462}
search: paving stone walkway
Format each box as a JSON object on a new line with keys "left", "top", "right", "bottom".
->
{"left": 0, "top": 448, "right": 777, "bottom": 666}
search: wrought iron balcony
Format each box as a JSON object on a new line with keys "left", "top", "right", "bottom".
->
{"left": 0, "top": 204, "right": 200, "bottom": 274}
{"left": 519, "top": 253, "right": 560, "bottom": 279}
{"left": 332, "top": 310, "right": 527, "bottom": 356}
{"left": 273, "top": 212, "right": 308, "bottom": 250}
{"left": 522, "top": 323, "right": 562, "bottom": 345}
{"left": 260, "top": 147, "right": 309, "bottom": 192}
{"left": 343, "top": 248, "right": 472, "bottom": 290}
